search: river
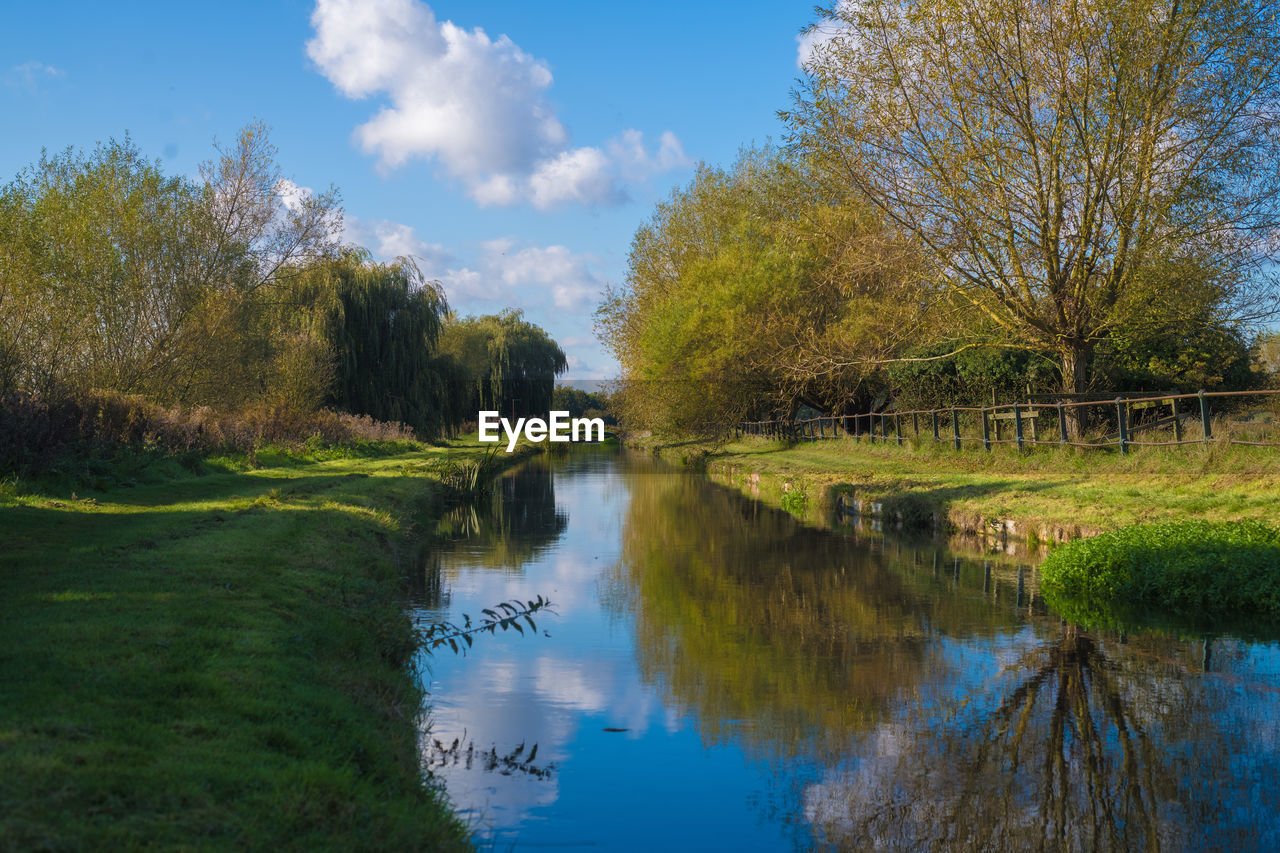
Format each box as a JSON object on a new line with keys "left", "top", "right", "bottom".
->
{"left": 409, "top": 448, "right": 1280, "bottom": 851}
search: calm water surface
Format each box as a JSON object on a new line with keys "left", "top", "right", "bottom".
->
{"left": 410, "top": 450, "right": 1280, "bottom": 851}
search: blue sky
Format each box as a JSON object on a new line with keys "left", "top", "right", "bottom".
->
{"left": 2, "top": 0, "right": 819, "bottom": 378}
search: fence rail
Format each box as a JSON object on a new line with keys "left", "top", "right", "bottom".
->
{"left": 737, "top": 389, "right": 1280, "bottom": 452}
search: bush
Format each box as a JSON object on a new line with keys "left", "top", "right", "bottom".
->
{"left": 0, "top": 390, "right": 417, "bottom": 478}
{"left": 1040, "top": 521, "right": 1280, "bottom": 618}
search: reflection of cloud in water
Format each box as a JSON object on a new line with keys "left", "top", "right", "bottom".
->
{"left": 425, "top": 649, "right": 675, "bottom": 833}
{"left": 437, "top": 551, "right": 610, "bottom": 615}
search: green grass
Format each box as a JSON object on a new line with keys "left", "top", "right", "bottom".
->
{"left": 0, "top": 441, "right": 513, "bottom": 850}
{"left": 1040, "top": 520, "right": 1280, "bottom": 622}
{"left": 683, "top": 435, "right": 1280, "bottom": 536}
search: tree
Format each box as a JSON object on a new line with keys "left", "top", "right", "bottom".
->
{"left": 436, "top": 310, "right": 568, "bottom": 422}
{"left": 1260, "top": 331, "right": 1280, "bottom": 381}
{"left": 787, "top": 0, "right": 1280, "bottom": 429}
{"left": 597, "top": 148, "right": 921, "bottom": 436}
{"left": 0, "top": 123, "right": 344, "bottom": 408}
{"left": 297, "top": 250, "right": 452, "bottom": 436}
{"left": 0, "top": 138, "right": 214, "bottom": 397}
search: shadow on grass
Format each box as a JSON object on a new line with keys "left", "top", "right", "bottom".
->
{"left": 0, "top": 466, "right": 469, "bottom": 850}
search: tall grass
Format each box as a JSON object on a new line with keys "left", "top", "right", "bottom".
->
{"left": 1, "top": 389, "right": 418, "bottom": 480}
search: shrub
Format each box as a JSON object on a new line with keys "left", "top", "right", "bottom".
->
{"left": 0, "top": 390, "right": 417, "bottom": 478}
{"left": 1040, "top": 521, "right": 1280, "bottom": 619}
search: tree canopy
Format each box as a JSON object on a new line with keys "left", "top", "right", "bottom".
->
{"left": 0, "top": 125, "right": 568, "bottom": 441}
{"left": 785, "top": 0, "right": 1280, "bottom": 401}
{"left": 597, "top": 148, "right": 921, "bottom": 435}
{"left": 436, "top": 310, "right": 568, "bottom": 423}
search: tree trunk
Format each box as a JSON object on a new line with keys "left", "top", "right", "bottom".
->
{"left": 1061, "top": 344, "right": 1089, "bottom": 440}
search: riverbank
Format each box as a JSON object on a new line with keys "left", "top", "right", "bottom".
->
{"left": 657, "top": 436, "right": 1280, "bottom": 543}
{"left": 0, "top": 442, "right": 513, "bottom": 849}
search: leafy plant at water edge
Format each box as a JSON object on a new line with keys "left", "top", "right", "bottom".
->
{"left": 780, "top": 484, "right": 808, "bottom": 516}
{"left": 426, "top": 736, "right": 555, "bottom": 780}
{"left": 427, "top": 446, "right": 503, "bottom": 498}
{"left": 418, "top": 596, "right": 553, "bottom": 655}
{"left": 1040, "top": 521, "right": 1280, "bottom": 618}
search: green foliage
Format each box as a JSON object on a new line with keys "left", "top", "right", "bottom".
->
{"left": 788, "top": 0, "right": 1280, "bottom": 399}
{"left": 297, "top": 251, "right": 453, "bottom": 437}
{"left": 1041, "top": 521, "right": 1280, "bottom": 618}
{"left": 435, "top": 309, "right": 567, "bottom": 423}
{"left": 1259, "top": 332, "right": 1280, "bottom": 382}
{"left": 779, "top": 484, "right": 808, "bottom": 516}
{"left": 1094, "top": 318, "right": 1260, "bottom": 392}
{"left": 1, "top": 128, "right": 571, "bottom": 456}
{"left": 426, "top": 446, "right": 505, "bottom": 499}
{"left": 0, "top": 137, "right": 215, "bottom": 397}
{"left": 597, "top": 147, "right": 918, "bottom": 436}
{"left": 0, "top": 125, "right": 343, "bottom": 409}
{"left": 551, "top": 385, "right": 616, "bottom": 423}
{"left": 890, "top": 344, "right": 1059, "bottom": 408}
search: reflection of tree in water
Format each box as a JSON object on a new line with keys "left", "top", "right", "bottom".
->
{"left": 615, "top": 471, "right": 1280, "bottom": 850}
{"left": 436, "top": 461, "right": 568, "bottom": 571}
{"left": 614, "top": 473, "right": 1024, "bottom": 759}
{"left": 806, "top": 625, "right": 1280, "bottom": 852}
{"left": 407, "top": 460, "right": 568, "bottom": 607}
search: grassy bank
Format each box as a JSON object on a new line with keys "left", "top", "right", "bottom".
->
{"left": 0, "top": 441, "right": 509, "bottom": 849}
{"left": 1041, "top": 521, "right": 1280, "bottom": 616}
{"left": 664, "top": 435, "right": 1280, "bottom": 539}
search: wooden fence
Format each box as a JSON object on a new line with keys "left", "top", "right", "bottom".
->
{"left": 738, "top": 389, "right": 1280, "bottom": 453}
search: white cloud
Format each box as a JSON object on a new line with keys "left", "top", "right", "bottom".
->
{"left": 528, "top": 147, "right": 621, "bottom": 208}
{"left": 5, "top": 61, "right": 63, "bottom": 92}
{"left": 440, "top": 242, "right": 605, "bottom": 313}
{"left": 307, "top": 0, "right": 686, "bottom": 208}
{"left": 342, "top": 215, "right": 454, "bottom": 268}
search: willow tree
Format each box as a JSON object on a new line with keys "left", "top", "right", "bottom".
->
{"left": 435, "top": 310, "right": 567, "bottom": 422}
{"left": 292, "top": 250, "right": 451, "bottom": 436}
{"left": 787, "top": 0, "right": 1280, "bottom": 418}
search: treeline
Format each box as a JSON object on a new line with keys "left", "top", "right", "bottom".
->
{"left": 0, "top": 122, "right": 566, "bottom": 468}
{"left": 598, "top": 0, "right": 1280, "bottom": 437}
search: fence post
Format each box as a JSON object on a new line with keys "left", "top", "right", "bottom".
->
{"left": 1198, "top": 390, "right": 1212, "bottom": 445}
{"left": 1014, "top": 402, "right": 1024, "bottom": 452}
{"left": 951, "top": 409, "right": 961, "bottom": 450}
{"left": 1116, "top": 398, "right": 1129, "bottom": 455}
{"left": 896, "top": 414, "right": 904, "bottom": 446}
{"left": 981, "top": 409, "right": 991, "bottom": 451}
{"left": 913, "top": 412, "right": 919, "bottom": 438}
{"left": 932, "top": 411, "right": 940, "bottom": 442}
{"left": 869, "top": 414, "right": 876, "bottom": 443}
{"left": 1172, "top": 397, "right": 1183, "bottom": 442}
{"left": 1057, "top": 403, "right": 1068, "bottom": 446}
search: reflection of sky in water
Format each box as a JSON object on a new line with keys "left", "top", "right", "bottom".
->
{"left": 413, "top": 452, "right": 1280, "bottom": 851}
{"left": 415, "top": 455, "right": 814, "bottom": 850}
